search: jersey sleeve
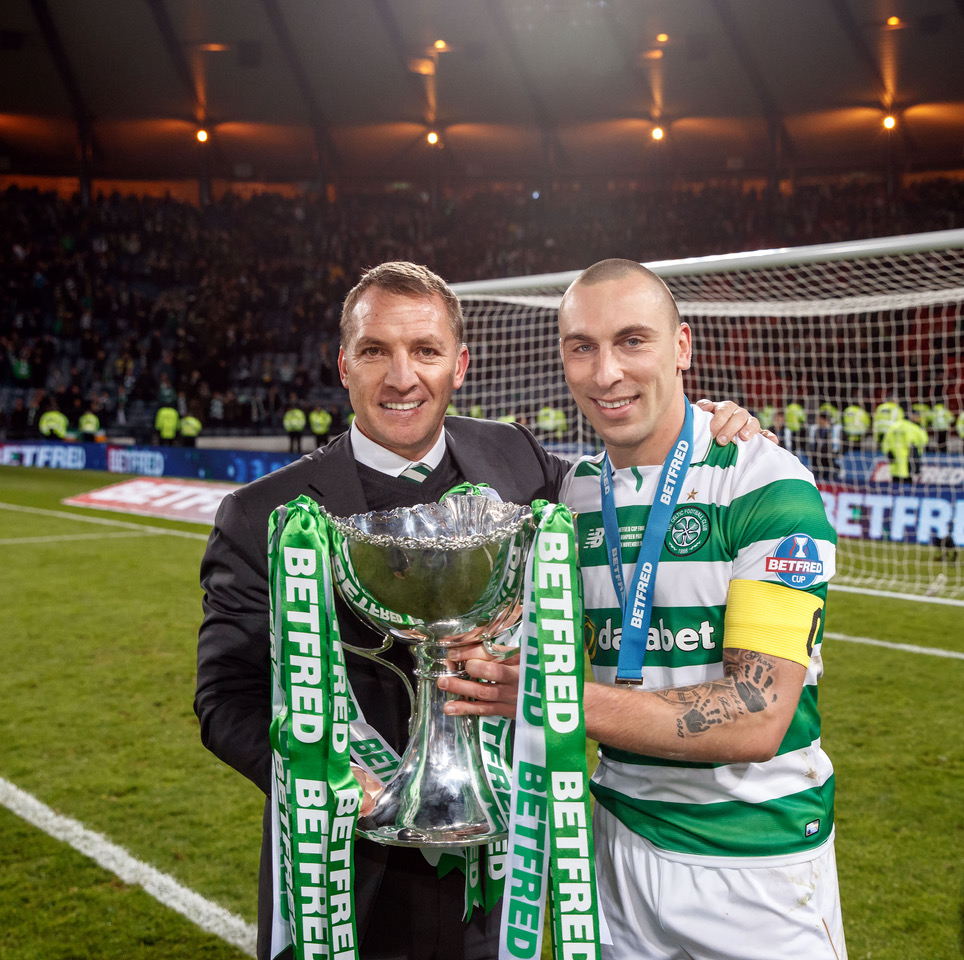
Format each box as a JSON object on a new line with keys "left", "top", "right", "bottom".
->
{"left": 725, "top": 439, "right": 837, "bottom": 600}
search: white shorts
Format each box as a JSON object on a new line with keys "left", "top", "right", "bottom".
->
{"left": 594, "top": 805, "right": 847, "bottom": 960}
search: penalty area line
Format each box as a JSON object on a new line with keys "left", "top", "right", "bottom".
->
{"left": 826, "top": 632, "right": 964, "bottom": 660}
{"left": 0, "top": 776, "right": 256, "bottom": 956}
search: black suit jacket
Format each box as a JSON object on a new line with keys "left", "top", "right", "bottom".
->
{"left": 195, "top": 417, "right": 569, "bottom": 958}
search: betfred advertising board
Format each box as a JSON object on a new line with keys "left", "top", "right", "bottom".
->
{"left": 63, "top": 477, "right": 236, "bottom": 526}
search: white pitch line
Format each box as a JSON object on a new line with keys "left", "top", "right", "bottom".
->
{"left": 831, "top": 582, "right": 964, "bottom": 608}
{"left": 0, "top": 776, "right": 256, "bottom": 956}
{"left": 0, "top": 531, "right": 168, "bottom": 546}
{"left": 0, "top": 501, "right": 210, "bottom": 541}
{"left": 826, "top": 632, "right": 964, "bottom": 660}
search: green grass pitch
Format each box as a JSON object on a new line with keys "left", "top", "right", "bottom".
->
{"left": 0, "top": 466, "right": 961, "bottom": 959}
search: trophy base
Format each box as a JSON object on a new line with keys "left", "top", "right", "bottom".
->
{"left": 354, "top": 740, "right": 508, "bottom": 849}
{"left": 354, "top": 676, "right": 508, "bottom": 848}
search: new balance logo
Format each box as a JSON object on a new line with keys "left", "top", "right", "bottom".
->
{"left": 585, "top": 527, "right": 606, "bottom": 549}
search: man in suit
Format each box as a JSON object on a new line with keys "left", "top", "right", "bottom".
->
{"left": 195, "top": 260, "right": 762, "bottom": 960}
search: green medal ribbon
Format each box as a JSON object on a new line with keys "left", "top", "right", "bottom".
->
{"left": 268, "top": 496, "right": 364, "bottom": 960}
{"left": 499, "top": 501, "right": 601, "bottom": 960}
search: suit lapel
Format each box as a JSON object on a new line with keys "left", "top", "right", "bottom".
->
{"left": 446, "top": 422, "right": 484, "bottom": 485}
{"left": 446, "top": 421, "right": 506, "bottom": 492}
{"left": 305, "top": 432, "right": 370, "bottom": 517}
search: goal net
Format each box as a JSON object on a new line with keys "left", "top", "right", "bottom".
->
{"left": 452, "top": 228, "right": 964, "bottom": 603}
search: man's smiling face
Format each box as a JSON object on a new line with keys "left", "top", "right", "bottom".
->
{"left": 559, "top": 272, "right": 691, "bottom": 468}
{"left": 338, "top": 288, "right": 469, "bottom": 461}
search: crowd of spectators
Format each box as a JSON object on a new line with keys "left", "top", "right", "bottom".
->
{"left": 1, "top": 176, "right": 962, "bottom": 445}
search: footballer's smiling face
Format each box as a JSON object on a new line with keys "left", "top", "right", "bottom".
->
{"left": 338, "top": 288, "right": 469, "bottom": 462}
{"left": 559, "top": 272, "right": 691, "bottom": 469}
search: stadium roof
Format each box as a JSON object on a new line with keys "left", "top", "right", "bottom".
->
{"left": 2, "top": 0, "right": 963, "bottom": 192}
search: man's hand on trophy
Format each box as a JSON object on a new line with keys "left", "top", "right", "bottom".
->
{"left": 351, "top": 765, "right": 384, "bottom": 816}
{"left": 438, "top": 643, "right": 521, "bottom": 719}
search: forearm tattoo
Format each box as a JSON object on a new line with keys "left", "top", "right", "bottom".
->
{"left": 653, "top": 649, "right": 779, "bottom": 740}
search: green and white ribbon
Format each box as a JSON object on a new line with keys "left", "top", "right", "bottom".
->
{"left": 499, "top": 501, "right": 601, "bottom": 960}
{"left": 269, "top": 493, "right": 515, "bottom": 958}
{"left": 269, "top": 496, "right": 363, "bottom": 960}
{"left": 478, "top": 714, "right": 513, "bottom": 915}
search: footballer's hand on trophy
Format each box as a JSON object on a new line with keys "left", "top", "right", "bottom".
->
{"left": 351, "top": 765, "right": 384, "bottom": 816}
{"left": 438, "top": 647, "right": 520, "bottom": 719}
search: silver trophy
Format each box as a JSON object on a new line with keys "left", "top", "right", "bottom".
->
{"left": 325, "top": 494, "right": 533, "bottom": 848}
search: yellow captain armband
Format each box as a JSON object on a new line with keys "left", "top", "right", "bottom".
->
{"left": 722, "top": 579, "right": 824, "bottom": 667}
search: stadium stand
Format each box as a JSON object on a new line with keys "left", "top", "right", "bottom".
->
{"left": 2, "top": 178, "right": 963, "bottom": 443}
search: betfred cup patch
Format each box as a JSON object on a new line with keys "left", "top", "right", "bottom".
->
{"left": 765, "top": 533, "right": 824, "bottom": 588}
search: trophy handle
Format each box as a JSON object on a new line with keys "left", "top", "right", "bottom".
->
{"left": 481, "top": 639, "right": 521, "bottom": 661}
{"left": 339, "top": 636, "right": 418, "bottom": 736}
{"left": 478, "top": 601, "right": 524, "bottom": 660}
{"left": 480, "top": 632, "right": 522, "bottom": 661}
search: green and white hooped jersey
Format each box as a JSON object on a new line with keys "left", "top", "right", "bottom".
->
{"left": 561, "top": 406, "right": 838, "bottom": 864}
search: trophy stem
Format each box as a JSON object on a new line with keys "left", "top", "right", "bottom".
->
{"left": 355, "top": 643, "right": 508, "bottom": 847}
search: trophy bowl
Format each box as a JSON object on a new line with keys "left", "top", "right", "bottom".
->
{"left": 325, "top": 495, "right": 533, "bottom": 847}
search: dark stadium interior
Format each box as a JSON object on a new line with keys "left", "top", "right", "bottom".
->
{"left": 1, "top": 0, "right": 963, "bottom": 445}
{"left": 3, "top": 0, "right": 964, "bottom": 190}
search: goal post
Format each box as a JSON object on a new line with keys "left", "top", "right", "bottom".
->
{"left": 452, "top": 228, "right": 964, "bottom": 603}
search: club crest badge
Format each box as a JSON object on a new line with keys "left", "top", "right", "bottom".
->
{"left": 665, "top": 506, "right": 710, "bottom": 556}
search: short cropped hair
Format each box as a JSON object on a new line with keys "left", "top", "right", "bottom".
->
{"left": 340, "top": 261, "right": 465, "bottom": 349}
{"left": 560, "top": 258, "right": 681, "bottom": 327}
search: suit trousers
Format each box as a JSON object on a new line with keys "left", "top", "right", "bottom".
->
{"left": 267, "top": 846, "right": 501, "bottom": 960}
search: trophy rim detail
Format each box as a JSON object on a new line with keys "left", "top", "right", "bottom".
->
{"left": 325, "top": 495, "right": 532, "bottom": 551}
